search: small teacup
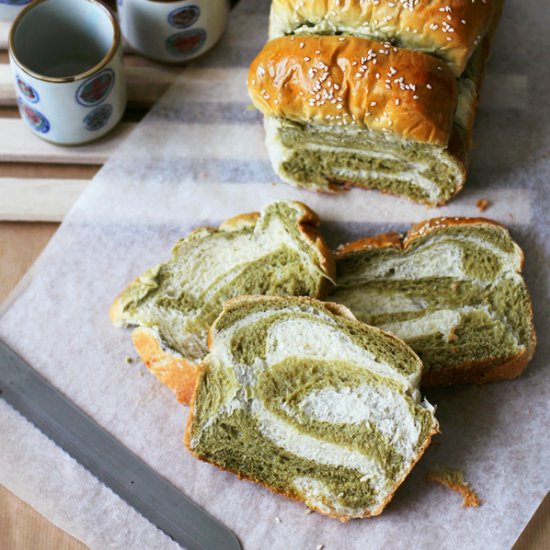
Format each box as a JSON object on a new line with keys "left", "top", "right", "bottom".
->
{"left": 0, "top": 0, "right": 33, "bottom": 23}
{"left": 119, "top": 0, "right": 230, "bottom": 64}
{"left": 9, "top": 0, "right": 127, "bottom": 145}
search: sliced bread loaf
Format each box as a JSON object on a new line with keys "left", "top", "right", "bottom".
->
{"left": 110, "top": 201, "right": 335, "bottom": 404}
{"left": 331, "top": 218, "right": 536, "bottom": 385}
{"left": 185, "top": 296, "right": 438, "bottom": 520}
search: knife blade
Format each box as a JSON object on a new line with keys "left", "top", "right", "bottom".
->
{"left": 0, "top": 338, "right": 241, "bottom": 550}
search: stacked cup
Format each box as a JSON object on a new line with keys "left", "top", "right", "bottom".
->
{"left": 119, "top": 0, "right": 230, "bottom": 64}
{"left": 7, "top": 0, "right": 231, "bottom": 145}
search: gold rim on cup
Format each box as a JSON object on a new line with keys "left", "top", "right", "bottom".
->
{"left": 8, "top": 0, "right": 121, "bottom": 83}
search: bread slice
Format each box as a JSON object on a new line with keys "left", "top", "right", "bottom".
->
{"left": 110, "top": 201, "right": 335, "bottom": 404}
{"left": 331, "top": 218, "right": 537, "bottom": 386}
{"left": 185, "top": 295, "right": 438, "bottom": 520}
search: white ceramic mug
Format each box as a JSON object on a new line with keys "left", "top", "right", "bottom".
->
{"left": 0, "top": 0, "right": 33, "bottom": 22}
{"left": 119, "top": 0, "right": 230, "bottom": 64}
{"left": 9, "top": 0, "right": 127, "bottom": 145}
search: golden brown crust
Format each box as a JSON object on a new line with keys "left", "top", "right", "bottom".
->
{"left": 369, "top": 423, "right": 439, "bottom": 517}
{"left": 293, "top": 201, "right": 337, "bottom": 290}
{"left": 248, "top": 35, "right": 457, "bottom": 146}
{"left": 428, "top": 469, "right": 480, "bottom": 507}
{"left": 422, "top": 347, "right": 535, "bottom": 387}
{"left": 132, "top": 328, "right": 202, "bottom": 405}
{"left": 109, "top": 292, "right": 127, "bottom": 326}
{"left": 185, "top": 295, "right": 438, "bottom": 520}
{"left": 269, "top": 0, "right": 498, "bottom": 76}
{"left": 335, "top": 232, "right": 403, "bottom": 257}
{"left": 335, "top": 217, "right": 537, "bottom": 385}
{"left": 218, "top": 211, "right": 260, "bottom": 231}
{"left": 404, "top": 216, "right": 507, "bottom": 247}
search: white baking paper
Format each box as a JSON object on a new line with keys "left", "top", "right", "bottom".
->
{"left": 1, "top": 1, "right": 549, "bottom": 548}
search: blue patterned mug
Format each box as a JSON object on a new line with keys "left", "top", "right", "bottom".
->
{"left": 9, "top": 0, "right": 127, "bottom": 145}
{"left": 0, "top": 0, "right": 33, "bottom": 22}
{"left": 119, "top": 0, "right": 230, "bottom": 64}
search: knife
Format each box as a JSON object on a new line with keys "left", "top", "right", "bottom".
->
{"left": 0, "top": 339, "right": 242, "bottom": 550}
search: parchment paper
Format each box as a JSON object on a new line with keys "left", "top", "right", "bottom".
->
{"left": 1, "top": 1, "right": 549, "bottom": 548}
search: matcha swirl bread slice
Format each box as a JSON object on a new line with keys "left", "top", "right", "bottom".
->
{"left": 185, "top": 296, "right": 438, "bottom": 520}
{"left": 331, "top": 218, "right": 536, "bottom": 386}
{"left": 110, "top": 201, "right": 334, "bottom": 404}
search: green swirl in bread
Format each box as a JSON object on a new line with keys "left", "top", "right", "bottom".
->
{"left": 110, "top": 201, "right": 334, "bottom": 404}
{"left": 186, "top": 296, "right": 438, "bottom": 520}
{"left": 331, "top": 218, "right": 536, "bottom": 385}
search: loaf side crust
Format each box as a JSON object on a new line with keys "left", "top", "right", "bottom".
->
{"left": 269, "top": 0, "right": 498, "bottom": 76}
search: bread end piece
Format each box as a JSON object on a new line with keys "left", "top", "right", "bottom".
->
{"left": 132, "top": 327, "right": 202, "bottom": 405}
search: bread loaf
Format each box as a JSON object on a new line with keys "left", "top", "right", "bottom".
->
{"left": 248, "top": 1, "right": 503, "bottom": 205}
{"left": 185, "top": 295, "right": 438, "bottom": 519}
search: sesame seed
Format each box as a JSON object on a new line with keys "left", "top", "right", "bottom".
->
{"left": 299, "top": 42, "right": 305, "bottom": 49}
{"left": 395, "top": 98, "right": 400, "bottom": 105}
